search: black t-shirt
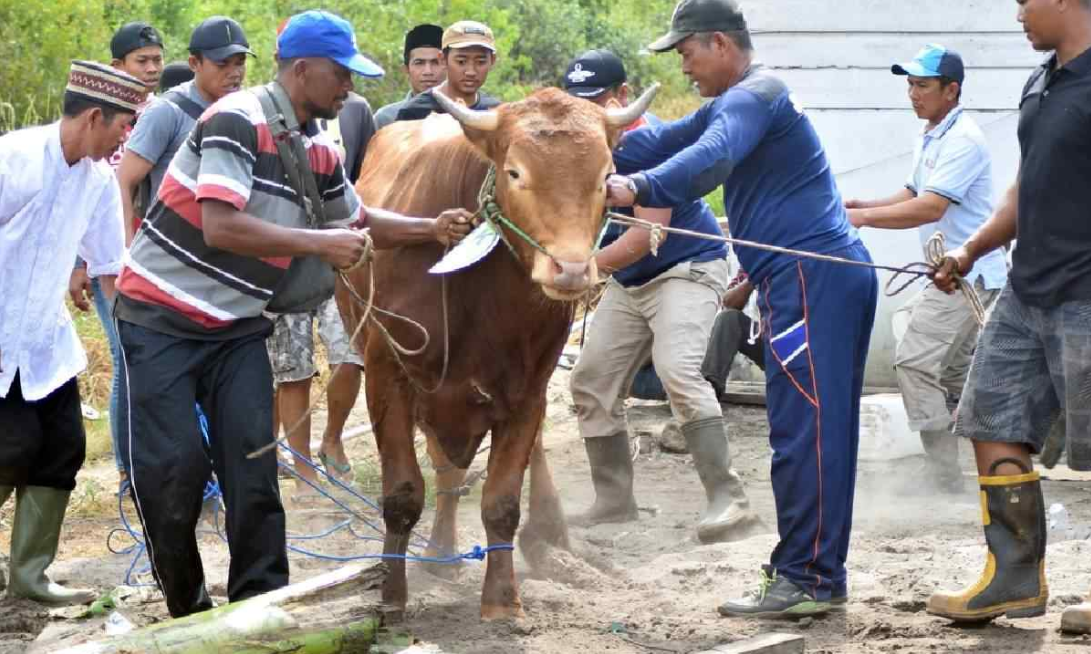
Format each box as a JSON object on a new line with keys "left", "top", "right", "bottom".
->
{"left": 1011, "top": 47, "right": 1091, "bottom": 307}
{"left": 394, "top": 88, "right": 501, "bottom": 122}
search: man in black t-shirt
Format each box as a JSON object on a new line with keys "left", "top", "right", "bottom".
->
{"left": 926, "top": 0, "right": 1091, "bottom": 633}
{"left": 395, "top": 20, "right": 501, "bottom": 121}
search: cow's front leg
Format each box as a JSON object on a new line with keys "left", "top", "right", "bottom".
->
{"left": 421, "top": 429, "right": 468, "bottom": 581}
{"left": 479, "top": 402, "right": 545, "bottom": 621}
{"left": 518, "top": 427, "right": 571, "bottom": 557}
{"left": 366, "top": 358, "right": 423, "bottom": 623}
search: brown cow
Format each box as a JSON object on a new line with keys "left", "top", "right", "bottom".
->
{"left": 337, "top": 86, "right": 657, "bottom": 621}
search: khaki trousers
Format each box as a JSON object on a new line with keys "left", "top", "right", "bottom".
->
{"left": 894, "top": 280, "right": 1000, "bottom": 432}
{"left": 571, "top": 260, "right": 728, "bottom": 438}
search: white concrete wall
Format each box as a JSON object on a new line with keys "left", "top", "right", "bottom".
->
{"left": 746, "top": 0, "right": 1042, "bottom": 386}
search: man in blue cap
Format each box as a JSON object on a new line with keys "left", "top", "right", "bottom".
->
{"left": 606, "top": 0, "right": 878, "bottom": 618}
{"left": 845, "top": 45, "right": 1006, "bottom": 495}
{"left": 115, "top": 10, "right": 472, "bottom": 617}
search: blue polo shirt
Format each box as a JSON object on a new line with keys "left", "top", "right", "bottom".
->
{"left": 906, "top": 106, "right": 1007, "bottom": 290}
{"left": 603, "top": 113, "right": 727, "bottom": 287}
{"left": 630, "top": 64, "right": 857, "bottom": 283}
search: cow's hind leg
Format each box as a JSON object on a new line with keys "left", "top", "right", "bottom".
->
{"left": 479, "top": 403, "right": 545, "bottom": 621}
{"left": 421, "top": 429, "right": 468, "bottom": 580}
{"left": 366, "top": 363, "right": 423, "bottom": 622}
{"left": 518, "top": 427, "right": 571, "bottom": 556}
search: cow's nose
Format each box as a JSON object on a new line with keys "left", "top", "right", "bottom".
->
{"left": 551, "top": 259, "right": 591, "bottom": 291}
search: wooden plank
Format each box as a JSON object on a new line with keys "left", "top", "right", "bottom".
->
{"left": 708, "top": 633, "right": 805, "bottom": 654}
{"left": 745, "top": 0, "right": 1016, "bottom": 32}
{"left": 752, "top": 32, "right": 1041, "bottom": 69}
{"left": 776, "top": 67, "right": 1031, "bottom": 110}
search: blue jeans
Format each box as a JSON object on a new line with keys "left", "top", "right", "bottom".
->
{"left": 91, "top": 276, "right": 125, "bottom": 472}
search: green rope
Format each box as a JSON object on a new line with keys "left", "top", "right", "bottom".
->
{"left": 477, "top": 166, "right": 551, "bottom": 258}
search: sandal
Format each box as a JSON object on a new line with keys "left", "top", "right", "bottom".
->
{"left": 318, "top": 450, "right": 354, "bottom": 484}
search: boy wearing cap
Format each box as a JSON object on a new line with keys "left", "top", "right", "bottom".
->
{"left": 607, "top": 0, "right": 877, "bottom": 618}
{"left": 375, "top": 24, "right": 445, "bottom": 129}
{"left": 846, "top": 45, "right": 1006, "bottom": 495}
{"left": 114, "top": 10, "right": 472, "bottom": 618}
{"left": 395, "top": 20, "right": 501, "bottom": 121}
{"left": 1, "top": 61, "right": 146, "bottom": 606}
{"left": 564, "top": 49, "right": 758, "bottom": 543}
{"left": 117, "top": 15, "right": 253, "bottom": 244}
{"left": 925, "top": 0, "right": 1091, "bottom": 631}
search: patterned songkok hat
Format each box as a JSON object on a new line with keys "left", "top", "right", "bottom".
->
{"left": 65, "top": 60, "right": 147, "bottom": 112}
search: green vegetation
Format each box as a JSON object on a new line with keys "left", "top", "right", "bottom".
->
{"left": 0, "top": 0, "right": 696, "bottom": 127}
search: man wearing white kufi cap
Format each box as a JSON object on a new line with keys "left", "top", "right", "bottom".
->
{"left": 0, "top": 60, "right": 146, "bottom": 605}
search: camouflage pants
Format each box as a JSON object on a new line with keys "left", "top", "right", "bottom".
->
{"left": 266, "top": 298, "right": 364, "bottom": 385}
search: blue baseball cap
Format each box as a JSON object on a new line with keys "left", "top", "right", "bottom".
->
{"left": 892, "top": 44, "right": 964, "bottom": 83}
{"left": 277, "top": 11, "right": 384, "bottom": 78}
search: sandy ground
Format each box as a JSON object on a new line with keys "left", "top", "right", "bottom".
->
{"left": 3, "top": 367, "right": 1091, "bottom": 653}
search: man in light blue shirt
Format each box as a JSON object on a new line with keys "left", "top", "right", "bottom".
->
{"left": 846, "top": 44, "right": 1007, "bottom": 493}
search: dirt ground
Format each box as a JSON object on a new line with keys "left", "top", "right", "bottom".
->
{"left": 3, "top": 367, "right": 1091, "bottom": 654}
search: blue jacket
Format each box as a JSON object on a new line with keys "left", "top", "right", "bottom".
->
{"left": 604, "top": 113, "right": 726, "bottom": 287}
{"left": 630, "top": 65, "right": 858, "bottom": 283}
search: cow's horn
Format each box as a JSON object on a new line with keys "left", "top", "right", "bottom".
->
{"left": 434, "top": 88, "right": 500, "bottom": 132}
{"left": 605, "top": 83, "right": 660, "bottom": 128}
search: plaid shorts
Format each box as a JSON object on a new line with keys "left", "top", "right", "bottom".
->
{"left": 266, "top": 298, "right": 364, "bottom": 385}
{"left": 956, "top": 284, "right": 1091, "bottom": 471}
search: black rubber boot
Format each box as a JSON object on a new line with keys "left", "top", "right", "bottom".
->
{"left": 570, "top": 433, "right": 639, "bottom": 527}
{"left": 683, "top": 417, "right": 758, "bottom": 543}
{"left": 927, "top": 458, "right": 1048, "bottom": 622}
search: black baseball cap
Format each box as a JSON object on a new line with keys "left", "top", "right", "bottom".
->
{"left": 189, "top": 16, "right": 254, "bottom": 61}
{"left": 111, "top": 22, "right": 164, "bottom": 60}
{"left": 159, "top": 62, "right": 195, "bottom": 92}
{"left": 404, "top": 24, "right": 443, "bottom": 64}
{"left": 563, "top": 49, "right": 627, "bottom": 99}
{"left": 648, "top": 0, "right": 748, "bottom": 53}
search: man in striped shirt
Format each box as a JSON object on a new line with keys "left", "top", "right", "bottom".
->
{"left": 114, "top": 10, "right": 472, "bottom": 618}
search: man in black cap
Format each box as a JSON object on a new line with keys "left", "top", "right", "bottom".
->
{"left": 564, "top": 49, "right": 759, "bottom": 544}
{"left": 117, "top": 16, "right": 253, "bottom": 244}
{"left": 374, "top": 24, "right": 445, "bottom": 129}
{"left": 606, "top": 0, "right": 878, "bottom": 618}
{"left": 110, "top": 22, "right": 165, "bottom": 94}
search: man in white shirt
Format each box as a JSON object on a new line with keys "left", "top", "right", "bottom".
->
{"left": 846, "top": 45, "right": 1008, "bottom": 493}
{"left": 0, "top": 60, "right": 146, "bottom": 605}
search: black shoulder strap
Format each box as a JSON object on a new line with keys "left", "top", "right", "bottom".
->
{"left": 252, "top": 83, "right": 328, "bottom": 228}
{"left": 163, "top": 89, "right": 205, "bottom": 121}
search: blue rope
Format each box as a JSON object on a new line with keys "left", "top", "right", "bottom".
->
{"left": 112, "top": 408, "right": 509, "bottom": 587}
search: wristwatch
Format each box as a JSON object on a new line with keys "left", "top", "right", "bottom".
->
{"left": 624, "top": 176, "right": 638, "bottom": 197}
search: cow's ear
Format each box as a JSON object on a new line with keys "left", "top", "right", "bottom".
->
{"left": 605, "top": 123, "right": 625, "bottom": 150}
{"left": 460, "top": 127, "right": 502, "bottom": 161}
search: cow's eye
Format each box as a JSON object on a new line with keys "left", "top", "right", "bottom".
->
{"left": 506, "top": 169, "right": 521, "bottom": 181}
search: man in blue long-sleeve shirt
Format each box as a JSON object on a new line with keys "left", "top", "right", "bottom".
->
{"left": 607, "top": 0, "right": 878, "bottom": 618}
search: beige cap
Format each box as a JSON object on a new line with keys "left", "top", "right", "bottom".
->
{"left": 442, "top": 20, "right": 496, "bottom": 52}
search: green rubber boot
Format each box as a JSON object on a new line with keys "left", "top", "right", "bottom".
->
{"left": 7, "top": 486, "right": 96, "bottom": 605}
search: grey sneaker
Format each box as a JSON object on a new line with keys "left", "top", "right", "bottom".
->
{"left": 718, "top": 566, "right": 832, "bottom": 619}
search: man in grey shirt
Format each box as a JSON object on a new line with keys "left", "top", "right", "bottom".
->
{"left": 373, "top": 24, "right": 444, "bottom": 129}
{"left": 117, "top": 16, "right": 253, "bottom": 243}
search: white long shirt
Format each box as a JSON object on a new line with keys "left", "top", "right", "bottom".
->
{"left": 0, "top": 122, "right": 125, "bottom": 401}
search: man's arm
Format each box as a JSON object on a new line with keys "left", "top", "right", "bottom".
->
{"left": 116, "top": 150, "right": 154, "bottom": 245}
{"left": 202, "top": 202, "right": 472, "bottom": 268}
{"left": 594, "top": 207, "right": 672, "bottom": 274}
{"left": 848, "top": 191, "right": 949, "bottom": 229}
{"left": 844, "top": 188, "right": 915, "bottom": 210}
{"left": 722, "top": 279, "right": 754, "bottom": 311}
{"left": 608, "top": 91, "right": 774, "bottom": 208}
{"left": 934, "top": 173, "right": 1019, "bottom": 293}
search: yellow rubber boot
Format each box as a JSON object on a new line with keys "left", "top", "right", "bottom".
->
{"left": 1061, "top": 593, "right": 1091, "bottom": 634}
{"left": 927, "top": 458, "right": 1048, "bottom": 623}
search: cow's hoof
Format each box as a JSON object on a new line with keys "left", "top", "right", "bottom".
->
{"left": 422, "top": 560, "right": 462, "bottom": 582}
{"left": 481, "top": 603, "right": 526, "bottom": 622}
